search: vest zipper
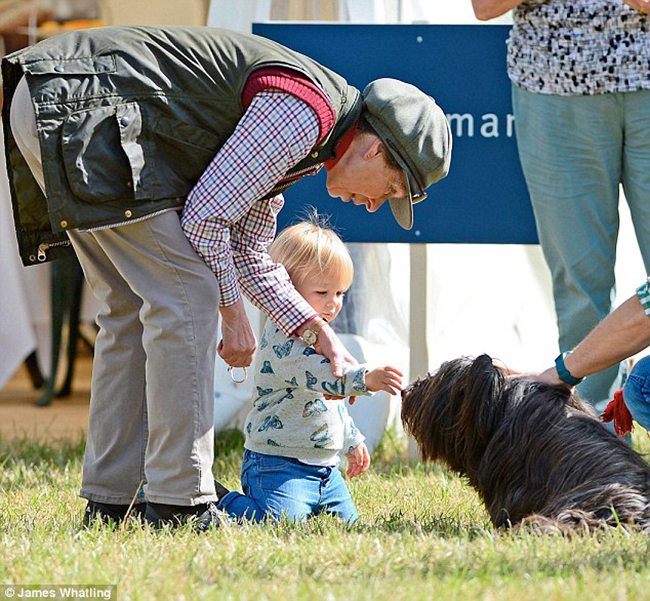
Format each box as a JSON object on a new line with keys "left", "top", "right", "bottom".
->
{"left": 37, "top": 240, "right": 71, "bottom": 262}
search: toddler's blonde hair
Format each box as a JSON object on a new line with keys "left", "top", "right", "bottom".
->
{"left": 270, "top": 213, "right": 353, "bottom": 289}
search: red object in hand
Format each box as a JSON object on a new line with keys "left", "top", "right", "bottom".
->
{"left": 601, "top": 388, "right": 634, "bottom": 438}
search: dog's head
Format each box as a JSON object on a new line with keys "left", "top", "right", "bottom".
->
{"left": 401, "top": 354, "right": 507, "bottom": 482}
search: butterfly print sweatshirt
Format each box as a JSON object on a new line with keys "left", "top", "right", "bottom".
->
{"left": 243, "top": 320, "right": 370, "bottom": 464}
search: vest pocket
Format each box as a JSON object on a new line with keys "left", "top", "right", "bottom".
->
{"left": 61, "top": 103, "right": 148, "bottom": 203}
{"left": 149, "top": 115, "right": 221, "bottom": 192}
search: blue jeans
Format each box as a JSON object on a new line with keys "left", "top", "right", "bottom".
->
{"left": 218, "top": 450, "right": 358, "bottom": 523}
{"left": 512, "top": 85, "right": 650, "bottom": 409}
{"left": 623, "top": 356, "right": 650, "bottom": 432}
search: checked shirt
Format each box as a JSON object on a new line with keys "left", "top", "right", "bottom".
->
{"left": 181, "top": 90, "right": 323, "bottom": 336}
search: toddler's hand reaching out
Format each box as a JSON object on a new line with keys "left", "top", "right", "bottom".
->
{"left": 365, "top": 366, "right": 403, "bottom": 395}
{"left": 345, "top": 442, "right": 370, "bottom": 478}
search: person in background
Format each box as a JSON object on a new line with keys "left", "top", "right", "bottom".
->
{"left": 214, "top": 217, "right": 403, "bottom": 523}
{"left": 4, "top": 26, "right": 451, "bottom": 529}
{"left": 472, "top": 0, "right": 650, "bottom": 412}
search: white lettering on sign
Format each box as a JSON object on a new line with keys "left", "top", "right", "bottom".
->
{"left": 446, "top": 113, "right": 516, "bottom": 138}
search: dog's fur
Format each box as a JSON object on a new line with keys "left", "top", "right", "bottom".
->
{"left": 401, "top": 354, "right": 650, "bottom": 531}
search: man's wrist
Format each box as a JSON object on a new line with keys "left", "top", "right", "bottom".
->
{"left": 219, "top": 298, "right": 246, "bottom": 319}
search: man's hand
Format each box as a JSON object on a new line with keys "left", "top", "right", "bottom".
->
{"left": 218, "top": 299, "right": 257, "bottom": 367}
{"left": 310, "top": 321, "right": 358, "bottom": 378}
{"left": 297, "top": 318, "right": 358, "bottom": 400}
{"left": 365, "top": 366, "right": 403, "bottom": 395}
{"left": 345, "top": 442, "right": 370, "bottom": 478}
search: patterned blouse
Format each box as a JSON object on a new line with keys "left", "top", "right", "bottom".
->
{"left": 507, "top": 0, "right": 650, "bottom": 95}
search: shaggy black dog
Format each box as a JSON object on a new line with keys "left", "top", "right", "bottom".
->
{"left": 401, "top": 354, "right": 650, "bottom": 531}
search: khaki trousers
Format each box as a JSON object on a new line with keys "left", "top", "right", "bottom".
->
{"left": 10, "top": 76, "right": 219, "bottom": 505}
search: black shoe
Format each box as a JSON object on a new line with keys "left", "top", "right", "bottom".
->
{"left": 144, "top": 501, "right": 225, "bottom": 531}
{"left": 214, "top": 479, "right": 230, "bottom": 503}
{"left": 84, "top": 500, "right": 146, "bottom": 526}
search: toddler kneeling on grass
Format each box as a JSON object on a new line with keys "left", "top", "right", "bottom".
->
{"left": 215, "top": 217, "right": 403, "bottom": 523}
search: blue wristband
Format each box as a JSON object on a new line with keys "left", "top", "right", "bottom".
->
{"left": 555, "top": 351, "right": 584, "bottom": 386}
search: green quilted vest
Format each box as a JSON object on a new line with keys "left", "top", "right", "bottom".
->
{"left": 2, "top": 26, "right": 362, "bottom": 264}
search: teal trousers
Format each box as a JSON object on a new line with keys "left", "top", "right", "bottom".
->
{"left": 512, "top": 84, "right": 650, "bottom": 408}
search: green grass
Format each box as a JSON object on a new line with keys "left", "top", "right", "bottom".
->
{"left": 1, "top": 428, "right": 649, "bottom": 601}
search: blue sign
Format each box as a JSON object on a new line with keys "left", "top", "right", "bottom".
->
{"left": 253, "top": 23, "right": 537, "bottom": 245}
